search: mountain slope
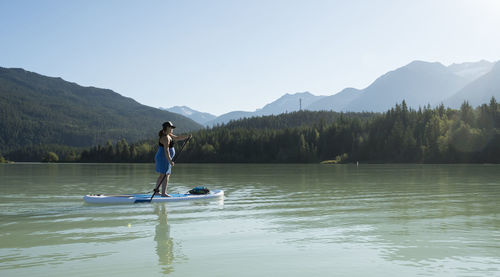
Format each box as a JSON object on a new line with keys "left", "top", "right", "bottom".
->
{"left": 306, "top": 88, "right": 362, "bottom": 111}
{"left": 255, "top": 91, "right": 325, "bottom": 115}
{"left": 345, "top": 61, "right": 469, "bottom": 112}
{"left": 448, "top": 60, "right": 494, "bottom": 83}
{"left": 445, "top": 61, "right": 500, "bottom": 108}
{"left": 0, "top": 67, "right": 202, "bottom": 153}
{"left": 205, "top": 92, "right": 325, "bottom": 126}
{"left": 205, "top": 111, "right": 255, "bottom": 126}
{"left": 199, "top": 60, "right": 496, "bottom": 124}
{"left": 163, "top": 106, "right": 216, "bottom": 125}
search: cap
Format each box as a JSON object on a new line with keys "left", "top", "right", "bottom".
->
{"left": 162, "top": 121, "right": 176, "bottom": 129}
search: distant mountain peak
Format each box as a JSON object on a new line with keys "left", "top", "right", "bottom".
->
{"left": 407, "top": 60, "right": 442, "bottom": 66}
{"left": 166, "top": 105, "right": 194, "bottom": 116}
{"left": 342, "top": 60, "right": 470, "bottom": 112}
{"left": 444, "top": 60, "right": 500, "bottom": 108}
{"left": 256, "top": 91, "right": 325, "bottom": 115}
{"left": 296, "top": 91, "right": 314, "bottom": 96}
{"left": 448, "top": 60, "right": 494, "bottom": 83}
{"left": 163, "top": 106, "right": 216, "bottom": 125}
{"left": 306, "top": 88, "right": 362, "bottom": 112}
{"left": 336, "top": 87, "right": 361, "bottom": 95}
{"left": 204, "top": 91, "right": 325, "bottom": 126}
{"left": 448, "top": 59, "right": 491, "bottom": 68}
{"left": 280, "top": 91, "right": 313, "bottom": 98}
{"left": 403, "top": 60, "right": 448, "bottom": 74}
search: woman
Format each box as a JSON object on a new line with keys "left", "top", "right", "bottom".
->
{"left": 154, "top": 121, "right": 191, "bottom": 197}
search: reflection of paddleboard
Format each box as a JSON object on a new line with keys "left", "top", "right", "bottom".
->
{"left": 83, "top": 189, "right": 224, "bottom": 204}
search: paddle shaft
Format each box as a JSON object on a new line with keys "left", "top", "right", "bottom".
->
{"left": 149, "top": 136, "right": 191, "bottom": 201}
{"left": 173, "top": 136, "right": 191, "bottom": 163}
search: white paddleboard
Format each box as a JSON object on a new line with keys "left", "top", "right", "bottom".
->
{"left": 84, "top": 189, "right": 224, "bottom": 204}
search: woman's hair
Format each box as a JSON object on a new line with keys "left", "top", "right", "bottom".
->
{"left": 158, "top": 129, "right": 165, "bottom": 138}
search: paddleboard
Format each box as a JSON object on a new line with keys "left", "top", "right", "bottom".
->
{"left": 84, "top": 189, "right": 224, "bottom": 204}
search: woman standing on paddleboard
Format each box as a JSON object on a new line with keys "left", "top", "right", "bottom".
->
{"left": 155, "top": 121, "right": 191, "bottom": 197}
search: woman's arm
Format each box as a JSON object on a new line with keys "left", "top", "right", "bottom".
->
{"left": 171, "top": 134, "right": 192, "bottom": 141}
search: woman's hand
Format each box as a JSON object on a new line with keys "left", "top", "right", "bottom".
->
{"left": 170, "top": 161, "right": 175, "bottom": 167}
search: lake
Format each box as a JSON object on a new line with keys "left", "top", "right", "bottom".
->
{"left": 0, "top": 163, "right": 499, "bottom": 276}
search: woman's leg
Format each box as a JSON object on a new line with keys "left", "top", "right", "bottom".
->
{"left": 155, "top": 174, "right": 166, "bottom": 195}
{"left": 161, "top": 174, "right": 171, "bottom": 197}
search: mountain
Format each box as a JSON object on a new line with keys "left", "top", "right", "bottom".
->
{"left": 205, "top": 111, "right": 255, "bottom": 126}
{"left": 205, "top": 92, "right": 325, "bottom": 126}
{"left": 190, "top": 60, "right": 497, "bottom": 125}
{"left": 255, "top": 91, "right": 325, "bottom": 115}
{"left": 445, "top": 61, "right": 500, "bottom": 108}
{"left": 345, "top": 61, "right": 469, "bottom": 112}
{"left": 448, "top": 60, "right": 494, "bottom": 83}
{"left": 306, "top": 60, "right": 494, "bottom": 112}
{"left": 163, "top": 106, "right": 216, "bottom": 125}
{"left": 306, "top": 88, "right": 362, "bottom": 111}
{"left": 0, "top": 67, "right": 202, "bottom": 153}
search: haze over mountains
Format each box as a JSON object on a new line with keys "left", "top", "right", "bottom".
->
{"left": 445, "top": 62, "right": 500, "bottom": 108}
{"left": 343, "top": 61, "right": 469, "bottom": 112}
{"left": 169, "top": 60, "right": 499, "bottom": 126}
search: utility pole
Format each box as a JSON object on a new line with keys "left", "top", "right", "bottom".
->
{"left": 299, "top": 98, "right": 302, "bottom": 111}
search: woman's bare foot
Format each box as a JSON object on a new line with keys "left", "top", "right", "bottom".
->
{"left": 161, "top": 194, "right": 171, "bottom": 197}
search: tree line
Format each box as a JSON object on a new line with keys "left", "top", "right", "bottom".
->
{"left": 181, "top": 98, "right": 499, "bottom": 163}
{"left": 3, "top": 98, "right": 499, "bottom": 163}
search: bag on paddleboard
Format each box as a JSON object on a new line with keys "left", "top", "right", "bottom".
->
{"left": 188, "top": 186, "right": 210, "bottom": 195}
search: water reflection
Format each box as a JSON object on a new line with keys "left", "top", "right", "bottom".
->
{"left": 251, "top": 164, "right": 500, "bottom": 273}
{"left": 154, "top": 204, "right": 174, "bottom": 275}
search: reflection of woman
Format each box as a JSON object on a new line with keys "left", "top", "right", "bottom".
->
{"left": 154, "top": 121, "right": 191, "bottom": 197}
{"left": 154, "top": 204, "right": 174, "bottom": 274}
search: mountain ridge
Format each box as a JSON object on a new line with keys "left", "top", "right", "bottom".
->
{"left": 202, "top": 60, "right": 497, "bottom": 122}
{"left": 343, "top": 61, "right": 469, "bottom": 112}
{"left": 162, "top": 105, "right": 216, "bottom": 125}
{"left": 4, "top": 59, "right": 498, "bottom": 141}
{"left": 445, "top": 61, "right": 500, "bottom": 108}
{"left": 0, "top": 67, "right": 202, "bottom": 153}
{"left": 448, "top": 60, "right": 494, "bottom": 82}
{"left": 204, "top": 91, "right": 324, "bottom": 126}
{"left": 306, "top": 87, "right": 362, "bottom": 112}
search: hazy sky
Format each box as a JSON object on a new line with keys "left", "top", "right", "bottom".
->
{"left": 1, "top": 0, "right": 500, "bottom": 115}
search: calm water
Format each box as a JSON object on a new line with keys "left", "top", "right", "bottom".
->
{"left": 0, "top": 163, "right": 499, "bottom": 277}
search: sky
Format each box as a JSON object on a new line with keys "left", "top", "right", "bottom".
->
{"left": 1, "top": 0, "right": 500, "bottom": 116}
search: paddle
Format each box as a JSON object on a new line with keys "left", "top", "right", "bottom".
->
{"left": 146, "top": 136, "right": 192, "bottom": 202}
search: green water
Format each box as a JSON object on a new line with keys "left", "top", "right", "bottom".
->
{"left": 0, "top": 163, "right": 499, "bottom": 276}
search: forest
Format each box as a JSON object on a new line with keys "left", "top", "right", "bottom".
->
{"left": 3, "top": 98, "right": 499, "bottom": 164}
{"left": 0, "top": 67, "right": 201, "bottom": 154}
